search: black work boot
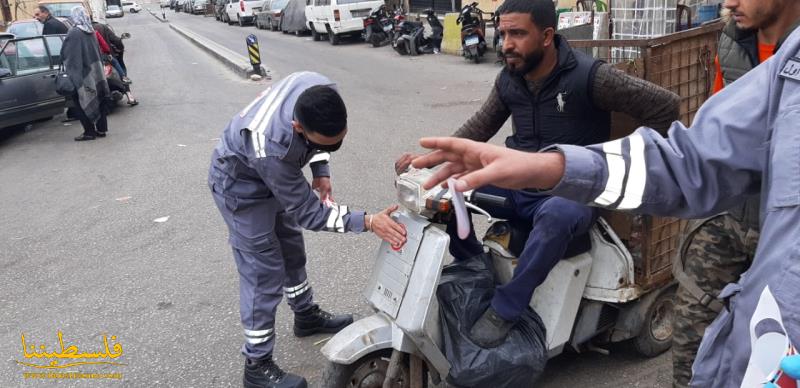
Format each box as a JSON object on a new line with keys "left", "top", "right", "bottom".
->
{"left": 243, "top": 357, "right": 307, "bottom": 388}
{"left": 468, "top": 306, "right": 515, "bottom": 348}
{"left": 293, "top": 304, "right": 353, "bottom": 337}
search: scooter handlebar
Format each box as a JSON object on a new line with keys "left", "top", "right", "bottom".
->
{"left": 469, "top": 192, "right": 511, "bottom": 210}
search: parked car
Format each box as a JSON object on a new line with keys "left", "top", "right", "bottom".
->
{"left": 6, "top": 20, "right": 44, "bottom": 38}
{"left": 305, "top": 0, "right": 381, "bottom": 45}
{"left": 279, "top": 0, "right": 309, "bottom": 35}
{"left": 0, "top": 36, "right": 67, "bottom": 130}
{"left": 257, "top": 0, "right": 288, "bottom": 31}
{"left": 0, "top": 33, "right": 14, "bottom": 46}
{"left": 106, "top": 5, "right": 124, "bottom": 17}
{"left": 39, "top": 0, "right": 95, "bottom": 20}
{"left": 182, "top": 0, "right": 193, "bottom": 13}
{"left": 160, "top": 0, "right": 171, "bottom": 7}
{"left": 225, "top": 0, "right": 265, "bottom": 26}
{"left": 121, "top": 1, "right": 142, "bottom": 13}
{"left": 191, "top": 0, "right": 209, "bottom": 14}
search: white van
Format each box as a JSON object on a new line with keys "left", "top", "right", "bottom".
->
{"left": 225, "top": 0, "right": 266, "bottom": 26}
{"left": 304, "top": 0, "right": 382, "bottom": 45}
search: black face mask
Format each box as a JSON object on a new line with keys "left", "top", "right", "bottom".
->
{"left": 300, "top": 133, "right": 344, "bottom": 153}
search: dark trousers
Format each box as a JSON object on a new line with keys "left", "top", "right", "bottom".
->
{"left": 115, "top": 52, "right": 127, "bottom": 73}
{"left": 209, "top": 176, "right": 314, "bottom": 360}
{"left": 448, "top": 186, "right": 596, "bottom": 321}
{"left": 71, "top": 96, "right": 107, "bottom": 136}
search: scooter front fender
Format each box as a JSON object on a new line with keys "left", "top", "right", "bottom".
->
{"left": 320, "top": 314, "right": 394, "bottom": 365}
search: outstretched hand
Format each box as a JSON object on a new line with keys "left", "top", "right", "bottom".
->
{"left": 410, "top": 137, "right": 566, "bottom": 192}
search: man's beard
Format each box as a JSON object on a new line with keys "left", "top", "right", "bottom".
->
{"left": 503, "top": 49, "right": 544, "bottom": 77}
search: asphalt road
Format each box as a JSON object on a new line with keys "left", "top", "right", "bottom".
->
{"left": 0, "top": 9, "right": 671, "bottom": 387}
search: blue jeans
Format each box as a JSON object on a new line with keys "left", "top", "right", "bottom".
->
{"left": 447, "top": 186, "right": 596, "bottom": 321}
{"left": 110, "top": 57, "right": 126, "bottom": 78}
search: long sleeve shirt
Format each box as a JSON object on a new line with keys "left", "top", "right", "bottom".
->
{"left": 452, "top": 63, "right": 681, "bottom": 142}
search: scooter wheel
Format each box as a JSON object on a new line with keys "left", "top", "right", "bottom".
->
{"left": 633, "top": 286, "right": 676, "bottom": 357}
{"left": 320, "top": 350, "right": 413, "bottom": 388}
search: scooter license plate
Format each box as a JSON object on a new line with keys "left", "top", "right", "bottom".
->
{"left": 465, "top": 35, "right": 480, "bottom": 46}
{"left": 383, "top": 24, "right": 392, "bottom": 32}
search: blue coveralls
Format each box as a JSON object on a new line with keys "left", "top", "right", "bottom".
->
{"left": 549, "top": 27, "right": 800, "bottom": 387}
{"left": 207, "top": 72, "right": 366, "bottom": 360}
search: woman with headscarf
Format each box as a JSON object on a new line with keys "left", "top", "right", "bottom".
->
{"left": 61, "top": 6, "right": 110, "bottom": 141}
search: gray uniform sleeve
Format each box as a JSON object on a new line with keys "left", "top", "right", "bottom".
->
{"left": 549, "top": 56, "right": 772, "bottom": 219}
{"left": 591, "top": 63, "right": 681, "bottom": 135}
{"left": 256, "top": 156, "right": 365, "bottom": 233}
{"left": 309, "top": 151, "right": 331, "bottom": 178}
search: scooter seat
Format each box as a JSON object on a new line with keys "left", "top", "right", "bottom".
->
{"left": 484, "top": 221, "right": 592, "bottom": 259}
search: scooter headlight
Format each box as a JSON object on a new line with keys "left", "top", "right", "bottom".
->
{"left": 396, "top": 180, "right": 422, "bottom": 213}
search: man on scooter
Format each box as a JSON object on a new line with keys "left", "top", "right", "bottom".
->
{"left": 395, "top": 0, "right": 680, "bottom": 348}
{"left": 410, "top": 22, "right": 800, "bottom": 383}
{"left": 209, "top": 71, "right": 407, "bottom": 388}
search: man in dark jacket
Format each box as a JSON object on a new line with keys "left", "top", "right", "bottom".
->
{"left": 396, "top": 0, "right": 680, "bottom": 348}
{"left": 34, "top": 6, "right": 68, "bottom": 35}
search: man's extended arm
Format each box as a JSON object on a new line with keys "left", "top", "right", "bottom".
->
{"left": 591, "top": 64, "right": 681, "bottom": 135}
{"left": 450, "top": 74, "right": 511, "bottom": 142}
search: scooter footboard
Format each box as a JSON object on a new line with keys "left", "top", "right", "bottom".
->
{"left": 320, "top": 314, "right": 393, "bottom": 365}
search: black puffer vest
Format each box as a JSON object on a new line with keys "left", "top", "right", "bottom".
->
{"left": 497, "top": 35, "right": 609, "bottom": 152}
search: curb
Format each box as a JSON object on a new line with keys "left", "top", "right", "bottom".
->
{"left": 146, "top": 6, "right": 169, "bottom": 23}
{"left": 169, "top": 23, "right": 269, "bottom": 80}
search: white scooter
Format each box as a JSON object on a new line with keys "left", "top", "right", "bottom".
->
{"left": 320, "top": 169, "right": 676, "bottom": 387}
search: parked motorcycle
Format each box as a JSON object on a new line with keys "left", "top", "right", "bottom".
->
{"left": 319, "top": 168, "right": 676, "bottom": 386}
{"left": 392, "top": 9, "right": 440, "bottom": 56}
{"left": 492, "top": 11, "right": 503, "bottom": 60}
{"left": 103, "top": 59, "right": 126, "bottom": 112}
{"left": 457, "top": 2, "right": 488, "bottom": 63}
{"left": 363, "top": 5, "right": 393, "bottom": 47}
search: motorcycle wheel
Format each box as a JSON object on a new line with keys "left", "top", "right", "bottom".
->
{"left": 634, "top": 286, "right": 675, "bottom": 357}
{"left": 320, "top": 350, "right": 413, "bottom": 388}
{"left": 371, "top": 33, "right": 383, "bottom": 47}
{"left": 473, "top": 55, "right": 480, "bottom": 64}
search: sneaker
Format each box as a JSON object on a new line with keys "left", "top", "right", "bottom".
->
{"left": 293, "top": 304, "right": 353, "bottom": 337}
{"left": 122, "top": 76, "right": 132, "bottom": 84}
{"left": 243, "top": 357, "right": 307, "bottom": 388}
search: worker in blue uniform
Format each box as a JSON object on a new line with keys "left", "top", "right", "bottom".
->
{"left": 208, "top": 72, "right": 407, "bottom": 388}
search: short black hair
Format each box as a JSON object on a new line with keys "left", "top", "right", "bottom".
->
{"left": 496, "top": 0, "right": 557, "bottom": 31}
{"left": 37, "top": 5, "right": 51, "bottom": 14}
{"left": 294, "top": 85, "right": 347, "bottom": 137}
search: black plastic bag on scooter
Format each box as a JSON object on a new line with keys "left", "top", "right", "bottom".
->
{"left": 437, "top": 254, "right": 547, "bottom": 387}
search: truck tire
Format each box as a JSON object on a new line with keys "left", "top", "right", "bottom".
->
{"left": 312, "top": 27, "right": 321, "bottom": 41}
{"left": 634, "top": 286, "right": 676, "bottom": 357}
{"left": 326, "top": 25, "right": 339, "bottom": 45}
{"left": 320, "top": 350, "right": 412, "bottom": 388}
